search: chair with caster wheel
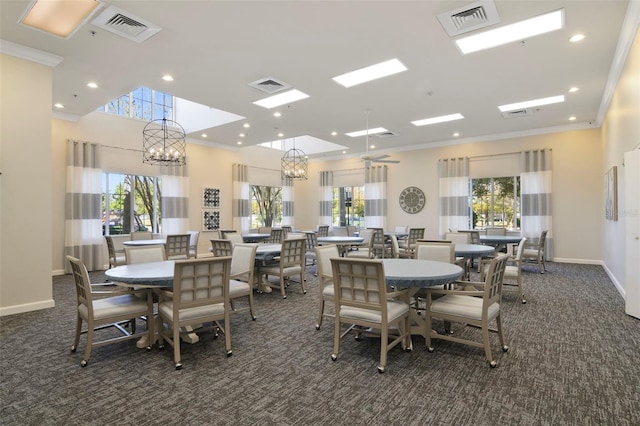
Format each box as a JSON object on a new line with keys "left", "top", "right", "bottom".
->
{"left": 330, "top": 257, "right": 412, "bottom": 373}
{"left": 67, "top": 255, "right": 153, "bottom": 367}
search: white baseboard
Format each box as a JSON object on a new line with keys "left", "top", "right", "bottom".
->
{"left": 52, "top": 269, "right": 65, "bottom": 276}
{"left": 552, "top": 257, "right": 603, "bottom": 265}
{"left": 602, "top": 263, "right": 626, "bottom": 299}
{"left": 0, "top": 299, "right": 55, "bottom": 317}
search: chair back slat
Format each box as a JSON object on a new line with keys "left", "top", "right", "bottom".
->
{"left": 210, "top": 239, "right": 233, "bottom": 257}
{"left": 173, "top": 257, "right": 231, "bottom": 308}
{"left": 67, "top": 255, "right": 93, "bottom": 314}
{"left": 280, "top": 238, "right": 306, "bottom": 266}
{"left": 166, "top": 234, "right": 190, "bottom": 259}
{"left": 484, "top": 254, "right": 509, "bottom": 305}
{"left": 331, "top": 258, "right": 386, "bottom": 310}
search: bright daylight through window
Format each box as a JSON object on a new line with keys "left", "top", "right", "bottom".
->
{"left": 471, "top": 176, "right": 520, "bottom": 230}
{"left": 251, "top": 185, "right": 282, "bottom": 229}
{"left": 102, "top": 173, "right": 162, "bottom": 235}
{"left": 333, "top": 186, "right": 365, "bottom": 227}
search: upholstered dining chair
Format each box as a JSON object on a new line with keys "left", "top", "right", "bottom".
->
{"left": 66, "top": 256, "right": 153, "bottom": 367}
{"left": 317, "top": 225, "right": 329, "bottom": 237}
{"left": 229, "top": 243, "right": 258, "bottom": 320}
{"left": 330, "top": 257, "right": 411, "bottom": 373}
{"left": 225, "top": 233, "right": 244, "bottom": 246}
{"left": 443, "top": 232, "right": 472, "bottom": 277}
{"left": 425, "top": 253, "right": 510, "bottom": 368}
{"left": 130, "top": 231, "right": 152, "bottom": 240}
{"left": 259, "top": 238, "right": 306, "bottom": 299}
{"left": 157, "top": 256, "right": 233, "bottom": 370}
{"left": 398, "top": 227, "right": 425, "bottom": 258}
{"left": 210, "top": 239, "right": 233, "bottom": 257}
{"left": 346, "top": 228, "right": 374, "bottom": 259}
{"left": 187, "top": 231, "right": 200, "bottom": 258}
{"left": 305, "top": 231, "right": 318, "bottom": 268}
{"left": 105, "top": 235, "right": 125, "bottom": 268}
{"left": 266, "top": 228, "right": 283, "bottom": 243}
{"left": 124, "top": 245, "right": 166, "bottom": 264}
{"left": 483, "top": 237, "right": 528, "bottom": 303}
{"left": 522, "top": 230, "right": 548, "bottom": 273}
{"left": 165, "top": 234, "right": 190, "bottom": 260}
{"left": 314, "top": 244, "right": 340, "bottom": 330}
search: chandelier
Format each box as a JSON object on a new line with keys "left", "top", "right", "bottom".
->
{"left": 281, "top": 138, "right": 308, "bottom": 180}
{"left": 142, "top": 118, "right": 186, "bottom": 165}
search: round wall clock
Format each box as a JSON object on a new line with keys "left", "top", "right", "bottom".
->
{"left": 399, "top": 186, "right": 426, "bottom": 214}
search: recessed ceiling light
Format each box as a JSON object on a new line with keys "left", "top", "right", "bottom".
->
{"left": 331, "top": 131, "right": 338, "bottom": 136}
{"left": 19, "top": 0, "right": 101, "bottom": 38}
{"left": 342, "top": 150, "right": 347, "bottom": 154}
{"left": 278, "top": 132, "right": 284, "bottom": 138}
{"left": 239, "top": 133, "right": 245, "bottom": 137}
{"left": 568, "top": 87, "right": 580, "bottom": 93}
{"left": 253, "top": 89, "right": 309, "bottom": 109}
{"left": 569, "top": 116, "right": 577, "bottom": 121}
{"left": 201, "top": 133, "right": 207, "bottom": 138}
{"left": 370, "top": 145, "right": 376, "bottom": 149}
{"left": 411, "top": 113, "right": 464, "bottom": 127}
{"left": 332, "top": 58, "right": 407, "bottom": 88}
{"left": 87, "top": 82, "right": 98, "bottom": 89}
{"left": 498, "top": 95, "right": 565, "bottom": 112}
{"left": 54, "top": 103, "right": 64, "bottom": 108}
{"left": 453, "top": 132, "right": 460, "bottom": 137}
{"left": 243, "top": 123, "right": 250, "bottom": 128}
{"left": 237, "top": 141, "right": 242, "bottom": 145}
{"left": 273, "top": 112, "right": 282, "bottom": 118}
{"left": 345, "top": 127, "right": 388, "bottom": 137}
{"left": 569, "top": 34, "right": 585, "bottom": 43}
{"left": 162, "top": 74, "right": 174, "bottom": 82}
{"left": 455, "top": 9, "right": 565, "bottom": 54}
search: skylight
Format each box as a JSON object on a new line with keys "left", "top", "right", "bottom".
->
{"left": 332, "top": 59, "right": 407, "bottom": 88}
{"left": 455, "top": 9, "right": 564, "bottom": 54}
{"left": 498, "top": 95, "right": 565, "bottom": 112}
{"left": 345, "top": 127, "right": 388, "bottom": 138}
{"left": 259, "top": 136, "right": 348, "bottom": 156}
{"left": 411, "top": 113, "right": 464, "bottom": 127}
{"left": 253, "top": 89, "right": 309, "bottom": 109}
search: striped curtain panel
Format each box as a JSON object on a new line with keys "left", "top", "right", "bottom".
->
{"left": 521, "top": 149, "right": 553, "bottom": 260}
{"left": 64, "top": 140, "right": 103, "bottom": 273}
{"left": 282, "top": 177, "right": 294, "bottom": 227}
{"left": 161, "top": 164, "right": 189, "bottom": 235}
{"left": 319, "top": 171, "right": 333, "bottom": 225}
{"left": 438, "top": 157, "right": 470, "bottom": 236}
{"left": 232, "top": 163, "right": 251, "bottom": 232}
{"left": 364, "top": 165, "right": 387, "bottom": 229}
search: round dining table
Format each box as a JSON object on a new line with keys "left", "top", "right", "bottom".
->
{"left": 105, "top": 260, "right": 175, "bottom": 287}
{"left": 479, "top": 235, "right": 523, "bottom": 253}
{"left": 317, "top": 236, "right": 364, "bottom": 256}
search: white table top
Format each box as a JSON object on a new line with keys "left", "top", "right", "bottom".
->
{"left": 123, "top": 239, "right": 166, "bottom": 247}
{"left": 317, "top": 236, "right": 364, "bottom": 245}
{"left": 479, "top": 235, "right": 523, "bottom": 244}
{"left": 242, "top": 233, "right": 271, "bottom": 242}
{"left": 382, "top": 259, "right": 463, "bottom": 288}
{"left": 106, "top": 260, "right": 175, "bottom": 287}
{"left": 254, "top": 243, "right": 282, "bottom": 262}
{"left": 454, "top": 243, "right": 496, "bottom": 257}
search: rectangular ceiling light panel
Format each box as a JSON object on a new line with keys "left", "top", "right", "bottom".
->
{"left": 455, "top": 8, "right": 564, "bottom": 54}
{"left": 498, "top": 95, "right": 565, "bottom": 112}
{"left": 20, "top": 0, "right": 102, "bottom": 38}
{"left": 345, "top": 127, "right": 389, "bottom": 137}
{"left": 332, "top": 59, "right": 407, "bottom": 88}
{"left": 253, "top": 89, "right": 309, "bottom": 109}
{"left": 411, "top": 113, "right": 464, "bottom": 127}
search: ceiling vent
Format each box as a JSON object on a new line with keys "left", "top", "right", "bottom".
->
{"left": 248, "top": 77, "right": 291, "bottom": 94}
{"left": 375, "top": 131, "right": 397, "bottom": 138}
{"left": 91, "top": 6, "right": 161, "bottom": 43}
{"left": 501, "top": 108, "right": 535, "bottom": 119}
{"left": 437, "top": 1, "right": 500, "bottom": 37}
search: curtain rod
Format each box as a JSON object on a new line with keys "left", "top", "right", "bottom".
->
{"left": 469, "top": 148, "right": 552, "bottom": 160}
{"left": 101, "top": 144, "right": 143, "bottom": 154}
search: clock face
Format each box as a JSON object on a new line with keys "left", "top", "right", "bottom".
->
{"left": 399, "top": 186, "right": 425, "bottom": 214}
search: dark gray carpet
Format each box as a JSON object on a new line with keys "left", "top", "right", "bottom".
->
{"left": 1, "top": 262, "right": 639, "bottom": 426}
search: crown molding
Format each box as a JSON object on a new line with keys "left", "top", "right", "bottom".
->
{"left": 0, "top": 39, "right": 63, "bottom": 67}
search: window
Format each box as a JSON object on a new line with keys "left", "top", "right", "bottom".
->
{"left": 102, "top": 173, "right": 162, "bottom": 235}
{"left": 333, "top": 186, "right": 365, "bottom": 227}
{"left": 100, "top": 86, "right": 174, "bottom": 121}
{"left": 471, "top": 176, "right": 520, "bottom": 230}
{"left": 250, "top": 185, "right": 282, "bottom": 228}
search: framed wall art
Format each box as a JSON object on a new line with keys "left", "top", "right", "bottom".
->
{"left": 605, "top": 166, "right": 618, "bottom": 221}
{"left": 203, "top": 210, "right": 220, "bottom": 231}
{"left": 202, "top": 187, "right": 220, "bottom": 208}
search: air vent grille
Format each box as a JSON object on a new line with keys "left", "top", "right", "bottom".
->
{"left": 501, "top": 109, "right": 535, "bottom": 119}
{"left": 248, "top": 77, "right": 291, "bottom": 94}
{"left": 91, "top": 6, "right": 161, "bottom": 43}
{"left": 437, "top": 1, "right": 500, "bottom": 37}
{"left": 376, "top": 131, "right": 397, "bottom": 138}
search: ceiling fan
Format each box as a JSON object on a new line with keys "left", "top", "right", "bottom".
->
{"left": 359, "top": 110, "right": 400, "bottom": 166}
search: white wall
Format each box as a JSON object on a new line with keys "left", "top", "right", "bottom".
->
{"left": 0, "top": 54, "right": 54, "bottom": 315}
{"left": 601, "top": 26, "right": 640, "bottom": 295}
{"left": 296, "top": 128, "right": 604, "bottom": 263}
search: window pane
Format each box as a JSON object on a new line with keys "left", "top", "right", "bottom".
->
{"left": 250, "top": 185, "right": 282, "bottom": 228}
{"left": 471, "top": 176, "right": 520, "bottom": 230}
{"left": 102, "top": 173, "right": 161, "bottom": 236}
{"left": 333, "top": 186, "right": 364, "bottom": 228}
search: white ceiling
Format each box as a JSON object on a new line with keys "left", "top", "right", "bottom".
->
{"left": 0, "top": 0, "right": 635, "bottom": 160}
